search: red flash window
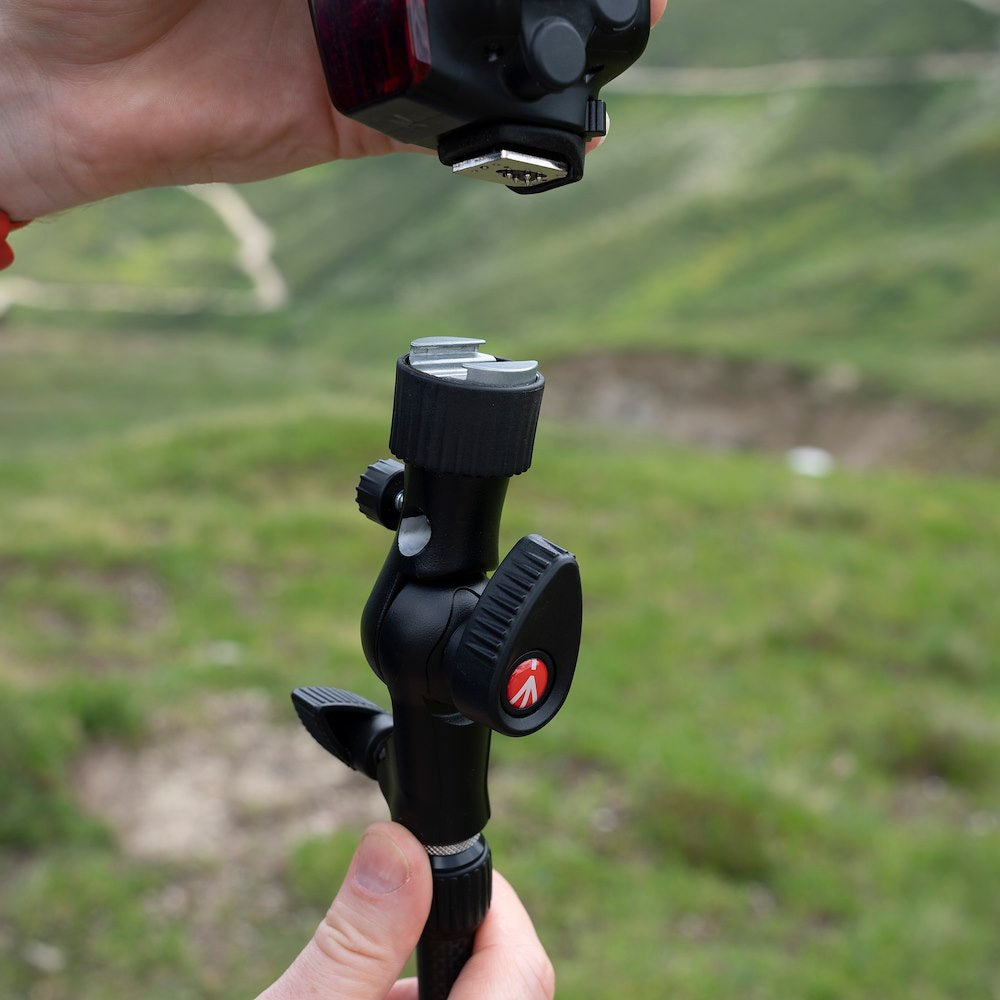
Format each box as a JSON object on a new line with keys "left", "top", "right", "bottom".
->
{"left": 311, "top": 0, "right": 431, "bottom": 112}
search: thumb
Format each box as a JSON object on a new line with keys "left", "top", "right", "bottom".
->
{"left": 259, "top": 822, "right": 432, "bottom": 1000}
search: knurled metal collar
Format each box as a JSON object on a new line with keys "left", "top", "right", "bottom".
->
{"left": 425, "top": 837, "right": 480, "bottom": 856}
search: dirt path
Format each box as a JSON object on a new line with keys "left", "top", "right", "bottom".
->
{"left": 0, "top": 184, "right": 288, "bottom": 318}
{"left": 184, "top": 183, "right": 288, "bottom": 312}
{"left": 76, "top": 690, "right": 383, "bottom": 865}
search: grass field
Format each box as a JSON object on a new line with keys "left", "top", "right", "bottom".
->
{"left": 2, "top": 2, "right": 999, "bottom": 997}
{"left": 1, "top": 363, "right": 998, "bottom": 998}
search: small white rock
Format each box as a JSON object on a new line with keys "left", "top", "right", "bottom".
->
{"left": 21, "top": 940, "right": 66, "bottom": 974}
{"left": 786, "top": 446, "right": 835, "bottom": 478}
{"left": 201, "top": 640, "right": 243, "bottom": 667}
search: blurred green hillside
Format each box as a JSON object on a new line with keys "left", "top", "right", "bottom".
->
{"left": 7, "top": 0, "right": 1000, "bottom": 406}
{"left": 1, "top": 2, "right": 999, "bottom": 999}
{"left": 646, "top": 0, "right": 998, "bottom": 64}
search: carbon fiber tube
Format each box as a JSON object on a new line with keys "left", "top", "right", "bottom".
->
{"left": 416, "top": 836, "right": 493, "bottom": 1000}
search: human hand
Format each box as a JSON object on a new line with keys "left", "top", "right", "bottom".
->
{"left": 1, "top": 0, "right": 668, "bottom": 220}
{"left": 257, "top": 821, "right": 555, "bottom": 1000}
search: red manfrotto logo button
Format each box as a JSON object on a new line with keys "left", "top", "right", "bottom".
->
{"left": 506, "top": 657, "right": 550, "bottom": 712}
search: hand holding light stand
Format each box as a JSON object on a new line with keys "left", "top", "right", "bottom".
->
{"left": 292, "top": 337, "right": 582, "bottom": 999}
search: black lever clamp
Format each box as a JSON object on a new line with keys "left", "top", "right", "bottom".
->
{"left": 293, "top": 337, "right": 583, "bottom": 999}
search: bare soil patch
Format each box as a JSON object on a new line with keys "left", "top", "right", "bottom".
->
{"left": 542, "top": 350, "right": 998, "bottom": 475}
{"left": 74, "top": 690, "right": 384, "bottom": 866}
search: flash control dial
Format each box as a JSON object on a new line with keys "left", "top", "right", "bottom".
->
{"left": 447, "top": 534, "right": 582, "bottom": 736}
{"left": 524, "top": 17, "right": 586, "bottom": 92}
{"left": 593, "top": 0, "right": 642, "bottom": 29}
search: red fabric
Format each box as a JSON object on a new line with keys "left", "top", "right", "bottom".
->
{"left": 1, "top": 210, "right": 30, "bottom": 270}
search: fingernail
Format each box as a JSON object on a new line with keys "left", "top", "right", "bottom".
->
{"left": 353, "top": 831, "right": 411, "bottom": 895}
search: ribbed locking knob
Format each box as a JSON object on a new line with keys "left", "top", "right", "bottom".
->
{"left": 356, "top": 459, "right": 405, "bottom": 529}
{"left": 417, "top": 837, "right": 493, "bottom": 1000}
{"left": 447, "top": 534, "right": 582, "bottom": 736}
{"left": 389, "top": 356, "right": 544, "bottom": 477}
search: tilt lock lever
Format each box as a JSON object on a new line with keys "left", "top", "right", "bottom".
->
{"left": 308, "top": 0, "right": 651, "bottom": 193}
{"left": 292, "top": 337, "right": 582, "bottom": 1000}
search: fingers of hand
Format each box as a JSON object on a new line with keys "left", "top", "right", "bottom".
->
{"left": 449, "top": 872, "right": 556, "bottom": 1000}
{"left": 257, "top": 822, "right": 432, "bottom": 1000}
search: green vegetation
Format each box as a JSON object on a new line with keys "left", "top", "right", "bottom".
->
{"left": 1, "top": 404, "right": 997, "bottom": 998}
{"left": 11, "top": 74, "right": 1000, "bottom": 406}
{"left": 642, "top": 0, "right": 997, "bottom": 65}
{"left": 1, "top": 2, "right": 998, "bottom": 998}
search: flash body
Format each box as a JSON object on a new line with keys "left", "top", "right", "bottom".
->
{"left": 308, "top": 0, "right": 651, "bottom": 192}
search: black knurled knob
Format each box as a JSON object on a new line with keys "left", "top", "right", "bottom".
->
{"left": 417, "top": 837, "right": 493, "bottom": 1000}
{"left": 389, "top": 356, "right": 544, "bottom": 477}
{"left": 357, "top": 459, "right": 405, "bottom": 529}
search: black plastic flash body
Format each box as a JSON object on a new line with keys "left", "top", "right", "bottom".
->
{"left": 293, "top": 337, "right": 583, "bottom": 1000}
{"left": 308, "top": 0, "right": 651, "bottom": 193}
